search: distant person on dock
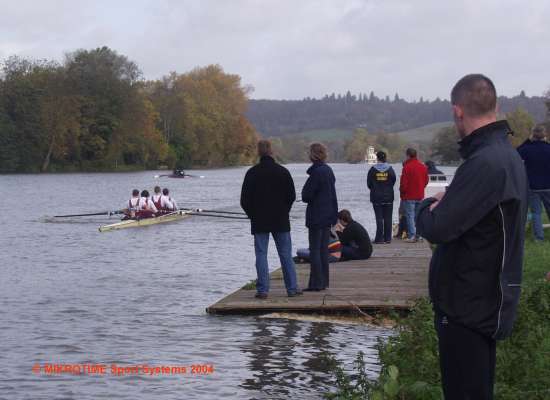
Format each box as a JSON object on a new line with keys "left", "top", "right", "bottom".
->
{"left": 367, "top": 151, "right": 396, "bottom": 243}
{"left": 425, "top": 160, "right": 446, "bottom": 179}
{"left": 334, "top": 210, "right": 372, "bottom": 261}
{"left": 417, "top": 74, "right": 527, "bottom": 400}
{"left": 240, "top": 139, "right": 302, "bottom": 299}
{"left": 399, "top": 148, "right": 428, "bottom": 243}
{"left": 517, "top": 125, "right": 550, "bottom": 242}
{"left": 301, "top": 142, "right": 338, "bottom": 291}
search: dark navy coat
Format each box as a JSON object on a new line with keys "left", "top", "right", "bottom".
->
{"left": 301, "top": 161, "right": 338, "bottom": 229}
{"left": 517, "top": 139, "right": 550, "bottom": 190}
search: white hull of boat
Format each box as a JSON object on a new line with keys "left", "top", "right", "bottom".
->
{"left": 99, "top": 211, "right": 191, "bottom": 232}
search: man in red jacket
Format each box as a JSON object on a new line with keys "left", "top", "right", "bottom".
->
{"left": 400, "top": 148, "right": 429, "bottom": 242}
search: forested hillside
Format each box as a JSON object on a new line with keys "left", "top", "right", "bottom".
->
{"left": 247, "top": 92, "right": 547, "bottom": 137}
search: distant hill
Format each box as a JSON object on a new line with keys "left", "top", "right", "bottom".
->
{"left": 396, "top": 121, "right": 453, "bottom": 143}
{"left": 247, "top": 92, "right": 547, "bottom": 138}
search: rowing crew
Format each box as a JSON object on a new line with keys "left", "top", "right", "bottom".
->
{"left": 124, "top": 186, "right": 178, "bottom": 219}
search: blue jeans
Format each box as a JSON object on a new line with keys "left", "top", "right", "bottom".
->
{"left": 403, "top": 200, "right": 421, "bottom": 239}
{"left": 254, "top": 231, "right": 299, "bottom": 294}
{"left": 530, "top": 190, "right": 550, "bottom": 241}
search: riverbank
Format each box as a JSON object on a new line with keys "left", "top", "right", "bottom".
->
{"left": 327, "top": 233, "right": 550, "bottom": 400}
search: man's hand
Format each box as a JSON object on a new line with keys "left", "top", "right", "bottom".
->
{"left": 429, "top": 191, "right": 445, "bottom": 211}
{"left": 334, "top": 222, "right": 344, "bottom": 232}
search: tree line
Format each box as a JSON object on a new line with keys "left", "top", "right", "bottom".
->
{"left": 0, "top": 47, "right": 257, "bottom": 172}
{"left": 247, "top": 91, "right": 547, "bottom": 138}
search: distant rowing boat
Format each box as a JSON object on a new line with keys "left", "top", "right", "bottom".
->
{"left": 98, "top": 210, "right": 191, "bottom": 232}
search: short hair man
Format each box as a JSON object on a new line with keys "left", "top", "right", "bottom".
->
{"left": 417, "top": 74, "right": 528, "bottom": 399}
{"left": 517, "top": 125, "right": 550, "bottom": 241}
{"left": 399, "top": 147, "right": 428, "bottom": 242}
{"left": 240, "top": 140, "right": 302, "bottom": 298}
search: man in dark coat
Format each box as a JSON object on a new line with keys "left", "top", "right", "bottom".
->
{"left": 241, "top": 140, "right": 302, "bottom": 299}
{"left": 417, "top": 74, "right": 528, "bottom": 400}
{"left": 367, "top": 151, "right": 396, "bottom": 243}
{"left": 302, "top": 142, "right": 338, "bottom": 291}
{"left": 517, "top": 125, "right": 550, "bottom": 241}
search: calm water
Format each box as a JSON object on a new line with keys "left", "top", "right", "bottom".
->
{"left": 0, "top": 163, "right": 455, "bottom": 399}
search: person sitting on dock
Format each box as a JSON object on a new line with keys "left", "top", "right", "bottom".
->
{"left": 295, "top": 232, "right": 342, "bottom": 264}
{"left": 161, "top": 188, "right": 178, "bottom": 211}
{"left": 334, "top": 209, "right": 373, "bottom": 261}
{"left": 123, "top": 189, "right": 141, "bottom": 219}
{"left": 137, "top": 190, "right": 158, "bottom": 218}
{"left": 241, "top": 139, "right": 302, "bottom": 299}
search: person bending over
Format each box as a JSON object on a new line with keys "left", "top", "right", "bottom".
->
{"left": 334, "top": 210, "right": 373, "bottom": 261}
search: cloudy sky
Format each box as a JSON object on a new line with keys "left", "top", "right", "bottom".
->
{"left": 1, "top": 0, "right": 548, "bottom": 100}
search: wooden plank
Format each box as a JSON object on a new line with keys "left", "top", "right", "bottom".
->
{"left": 206, "top": 240, "right": 432, "bottom": 314}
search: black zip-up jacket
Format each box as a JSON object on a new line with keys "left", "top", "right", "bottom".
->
{"left": 241, "top": 156, "right": 296, "bottom": 234}
{"left": 336, "top": 220, "right": 373, "bottom": 259}
{"left": 367, "top": 163, "right": 396, "bottom": 204}
{"left": 417, "top": 120, "right": 528, "bottom": 340}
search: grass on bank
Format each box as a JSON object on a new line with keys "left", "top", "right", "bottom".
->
{"left": 326, "top": 232, "right": 550, "bottom": 400}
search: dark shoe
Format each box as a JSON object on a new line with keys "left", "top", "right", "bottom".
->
{"left": 373, "top": 241, "right": 385, "bottom": 244}
{"left": 303, "top": 288, "right": 322, "bottom": 292}
{"left": 384, "top": 241, "right": 391, "bottom": 244}
{"left": 254, "top": 292, "right": 268, "bottom": 299}
{"left": 288, "top": 290, "right": 303, "bottom": 297}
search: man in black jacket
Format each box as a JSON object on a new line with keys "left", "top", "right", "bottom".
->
{"left": 417, "top": 74, "right": 527, "bottom": 400}
{"left": 241, "top": 140, "right": 302, "bottom": 299}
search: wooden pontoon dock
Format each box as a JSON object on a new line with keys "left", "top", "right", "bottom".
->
{"left": 206, "top": 240, "right": 432, "bottom": 314}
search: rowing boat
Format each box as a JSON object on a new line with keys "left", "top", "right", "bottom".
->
{"left": 98, "top": 210, "right": 191, "bottom": 232}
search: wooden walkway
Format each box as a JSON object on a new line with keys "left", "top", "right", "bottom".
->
{"left": 207, "top": 240, "right": 432, "bottom": 314}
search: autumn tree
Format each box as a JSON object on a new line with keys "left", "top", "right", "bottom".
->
{"left": 506, "top": 107, "right": 535, "bottom": 147}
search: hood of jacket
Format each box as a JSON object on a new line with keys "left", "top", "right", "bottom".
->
{"left": 373, "top": 162, "right": 391, "bottom": 172}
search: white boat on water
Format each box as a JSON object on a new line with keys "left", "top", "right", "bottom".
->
{"left": 99, "top": 210, "right": 191, "bottom": 232}
{"left": 365, "top": 146, "right": 377, "bottom": 164}
{"left": 425, "top": 174, "right": 453, "bottom": 198}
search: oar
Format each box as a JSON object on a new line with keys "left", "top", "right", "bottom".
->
{"left": 187, "top": 212, "right": 248, "bottom": 220}
{"left": 54, "top": 210, "right": 124, "bottom": 218}
{"left": 181, "top": 208, "right": 247, "bottom": 216}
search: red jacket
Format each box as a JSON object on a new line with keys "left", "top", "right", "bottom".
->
{"left": 400, "top": 157, "right": 429, "bottom": 200}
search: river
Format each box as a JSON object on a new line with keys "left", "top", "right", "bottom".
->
{"left": 0, "top": 163, "right": 455, "bottom": 399}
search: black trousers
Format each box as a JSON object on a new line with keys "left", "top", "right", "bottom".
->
{"left": 308, "top": 227, "right": 330, "bottom": 289}
{"left": 372, "top": 203, "right": 393, "bottom": 242}
{"left": 435, "top": 314, "right": 496, "bottom": 400}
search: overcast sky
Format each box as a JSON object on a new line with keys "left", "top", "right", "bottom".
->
{"left": 1, "top": 0, "right": 548, "bottom": 100}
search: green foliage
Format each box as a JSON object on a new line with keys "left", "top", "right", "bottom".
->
{"left": 0, "top": 50, "right": 257, "bottom": 172}
{"left": 344, "top": 128, "right": 373, "bottom": 163}
{"left": 506, "top": 107, "right": 535, "bottom": 147}
{"left": 430, "top": 126, "right": 460, "bottom": 164}
{"left": 242, "top": 279, "right": 257, "bottom": 290}
{"left": 326, "top": 237, "right": 550, "bottom": 399}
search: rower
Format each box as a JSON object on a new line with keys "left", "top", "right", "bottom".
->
{"left": 124, "top": 189, "right": 140, "bottom": 219}
{"left": 151, "top": 186, "right": 163, "bottom": 212}
{"left": 173, "top": 169, "right": 185, "bottom": 177}
{"left": 137, "top": 190, "right": 158, "bottom": 218}
{"left": 161, "top": 188, "right": 178, "bottom": 211}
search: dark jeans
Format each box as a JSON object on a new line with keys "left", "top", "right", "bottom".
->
{"left": 372, "top": 203, "right": 393, "bottom": 242}
{"left": 308, "top": 227, "right": 330, "bottom": 290}
{"left": 341, "top": 245, "right": 370, "bottom": 261}
{"left": 529, "top": 190, "right": 550, "bottom": 241}
{"left": 435, "top": 314, "right": 496, "bottom": 400}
